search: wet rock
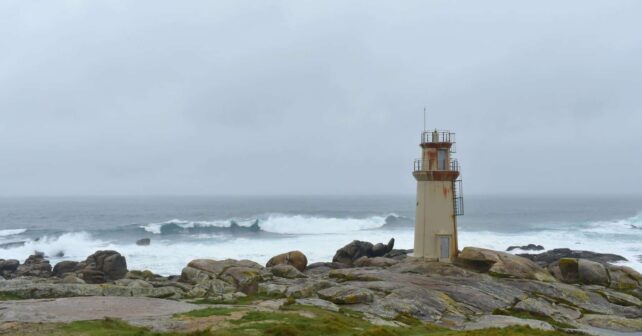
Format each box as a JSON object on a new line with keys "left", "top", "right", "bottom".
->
{"left": 317, "top": 285, "right": 374, "bottom": 304}
{"left": 579, "top": 314, "right": 642, "bottom": 332}
{"left": 333, "top": 238, "right": 395, "bottom": 266}
{"left": 354, "top": 257, "right": 399, "bottom": 268}
{"left": 519, "top": 248, "right": 627, "bottom": 267}
{"left": 266, "top": 251, "right": 308, "bottom": 272}
{"left": 80, "top": 250, "right": 128, "bottom": 284}
{"left": 52, "top": 261, "right": 80, "bottom": 277}
{"left": 136, "top": 238, "right": 151, "bottom": 246}
{"left": 16, "top": 253, "right": 52, "bottom": 277}
{"left": 506, "top": 244, "right": 544, "bottom": 252}
{"left": 456, "top": 247, "right": 555, "bottom": 282}
{"left": 269, "top": 264, "right": 306, "bottom": 279}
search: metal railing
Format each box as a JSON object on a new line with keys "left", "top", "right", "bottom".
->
{"left": 421, "top": 130, "right": 455, "bottom": 143}
{"left": 421, "top": 131, "right": 456, "bottom": 153}
{"left": 453, "top": 179, "right": 464, "bottom": 216}
{"left": 413, "top": 159, "right": 460, "bottom": 172}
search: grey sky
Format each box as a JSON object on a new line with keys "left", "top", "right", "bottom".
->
{"left": 1, "top": 1, "right": 641, "bottom": 196}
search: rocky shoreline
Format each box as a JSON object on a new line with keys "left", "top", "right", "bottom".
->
{"left": 1, "top": 239, "right": 641, "bottom": 335}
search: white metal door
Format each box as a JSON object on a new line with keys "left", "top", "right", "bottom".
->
{"left": 439, "top": 235, "right": 451, "bottom": 260}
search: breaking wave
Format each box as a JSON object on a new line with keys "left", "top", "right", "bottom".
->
{"left": 0, "top": 228, "right": 27, "bottom": 237}
{"left": 140, "top": 214, "right": 406, "bottom": 235}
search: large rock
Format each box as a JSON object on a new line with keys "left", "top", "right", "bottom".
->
{"left": 507, "top": 244, "right": 544, "bottom": 252}
{"left": 80, "top": 250, "right": 128, "bottom": 284}
{"left": 333, "top": 238, "right": 394, "bottom": 266}
{"left": 0, "top": 259, "right": 19, "bottom": 277}
{"left": 220, "top": 267, "right": 262, "bottom": 295}
{"left": 579, "top": 314, "right": 642, "bottom": 332}
{"left": 16, "top": 253, "right": 51, "bottom": 277}
{"left": 551, "top": 258, "right": 617, "bottom": 287}
{"left": 317, "top": 285, "right": 374, "bottom": 304}
{"left": 608, "top": 265, "right": 641, "bottom": 290}
{"left": 354, "top": 257, "right": 399, "bottom": 268}
{"left": 513, "top": 297, "right": 581, "bottom": 321}
{"left": 578, "top": 259, "right": 609, "bottom": 286}
{"left": 52, "top": 261, "right": 80, "bottom": 277}
{"left": 269, "top": 264, "right": 306, "bottom": 279}
{"left": 519, "top": 248, "right": 627, "bottom": 267}
{"left": 186, "top": 259, "right": 262, "bottom": 277}
{"left": 456, "top": 247, "right": 555, "bottom": 282}
{"left": 266, "top": 251, "right": 308, "bottom": 272}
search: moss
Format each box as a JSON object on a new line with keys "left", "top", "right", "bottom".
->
{"left": 0, "top": 292, "right": 24, "bottom": 301}
{"left": 392, "top": 313, "right": 422, "bottom": 326}
{"left": 13, "top": 304, "right": 580, "bottom": 336}
{"left": 174, "top": 307, "right": 239, "bottom": 318}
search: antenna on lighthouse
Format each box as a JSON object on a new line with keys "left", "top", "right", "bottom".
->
{"left": 423, "top": 107, "right": 427, "bottom": 131}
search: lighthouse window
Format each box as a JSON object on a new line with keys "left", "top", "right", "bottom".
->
{"left": 437, "top": 149, "right": 447, "bottom": 170}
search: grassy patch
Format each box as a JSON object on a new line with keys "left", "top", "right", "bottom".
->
{"left": 16, "top": 307, "right": 579, "bottom": 336}
{"left": 59, "top": 318, "right": 158, "bottom": 336}
{"left": 0, "top": 292, "right": 24, "bottom": 300}
{"left": 175, "top": 307, "right": 240, "bottom": 318}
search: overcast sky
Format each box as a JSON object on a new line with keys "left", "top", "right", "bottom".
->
{"left": 1, "top": 1, "right": 641, "bottom": 196}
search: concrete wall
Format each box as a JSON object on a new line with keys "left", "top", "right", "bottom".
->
{"left": 413, "top": 180, "right": 458, "bottom": 260}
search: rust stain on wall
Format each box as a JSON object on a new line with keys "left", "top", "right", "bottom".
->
{"left": 442, "top": 186, "right": 450, "bottom": 199}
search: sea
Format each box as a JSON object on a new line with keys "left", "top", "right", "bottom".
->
{"left": 0, "top": 195, "right": 641, "bottom": 275}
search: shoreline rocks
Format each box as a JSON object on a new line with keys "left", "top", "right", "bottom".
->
{"left": 332, "top": 238, "right": 395, "bottom": 265}
{"left": 0, "top": 243, "right": 641, "bottom": 333}
{"left": 518, "top": 248, "right": 627, "bottom": 267}
{"left": 266, "top": 250, "right": 308, "bottom": 272}
{"left": 506, "top": 244, "right": 544, "bottom": 252}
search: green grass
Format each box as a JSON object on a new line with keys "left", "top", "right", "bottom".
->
{"left": 175, "top": 307, "right": 239, "bottom": 318}
{"left": 0, "top": 292, "right": 24, "bottom": 300}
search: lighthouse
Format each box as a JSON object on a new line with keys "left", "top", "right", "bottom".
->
{"left": 413, "top": 129, "right": 463, "bottom": 261}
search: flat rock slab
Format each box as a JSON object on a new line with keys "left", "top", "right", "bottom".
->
{"left": 0, "top": 297, "right": 199, "bottom": 324}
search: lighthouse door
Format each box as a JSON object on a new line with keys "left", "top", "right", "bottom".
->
{"left": 439, "top": 235, "right": 451, "bottom": 261}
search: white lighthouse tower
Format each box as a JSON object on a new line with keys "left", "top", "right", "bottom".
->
{"left": 413, "top": 129, "right": 463, "bottom": 261}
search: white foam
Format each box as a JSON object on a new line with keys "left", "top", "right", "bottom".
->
{"left": 0, "top": 228, "right": 27, "bottom": 237}
{"left": 258, "top": 214, "right": 391, "bottom": 234}
{"left": 141, "top": 218, "right": 234, "bottom": 234}
{"left": 140, "top": 214, "right": 395, "bottom": 235}
{"left": 1, "top": 232, "right": 110, "bottom": 262}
